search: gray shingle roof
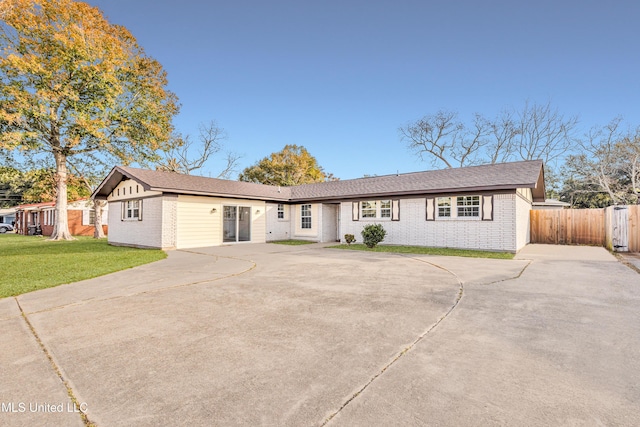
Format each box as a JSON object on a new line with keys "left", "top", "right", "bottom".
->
{"left": 291, "top": 160, "right": 545, "bottom": 201}
{"left": 94, "top": 166, "right": 292, "bottom": 201}
{"left": 93, "top": 160, "right": 545, "bottom": 202}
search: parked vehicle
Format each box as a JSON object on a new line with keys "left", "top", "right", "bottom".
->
{"left": 0, "top": 222, "right": 14, "bottom": 233}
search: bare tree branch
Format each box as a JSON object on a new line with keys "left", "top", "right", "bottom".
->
{"left": 515, "top": 100, "right": 579, "bottom": 165}
{"left": 401, "top": 102, "right": 579, "bottom": 170}
{"left": 216, "top": 151, "right": 242, "bottom": 179}
{"left": 451, "top": 113, "right": 490, "bottom": 167}
{"left": 399, "top": 110, "right": 461, "bottom": 168}
{"left": 157, "top": 120, "right": 239, "bottom": 177}
{"left": 486, "top": 109, "right": 519, "bottom": 164}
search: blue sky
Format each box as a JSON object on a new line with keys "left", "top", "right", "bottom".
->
{"left": 87, "top": 0, "right": 639, "bottom": 180}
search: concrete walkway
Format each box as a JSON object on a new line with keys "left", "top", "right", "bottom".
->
{"left": 618, "top": 251, "right": 640, "bottom": 272}
{"left": 1, "top": 243, "right": 639, "bottom": 426}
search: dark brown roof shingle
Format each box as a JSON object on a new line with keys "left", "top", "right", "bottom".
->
{"left": 291, "top": 160, "right": 545, "bottom": 201}
{"left": 93, "top": 160, "right": 545, "bottom": 202}
{"left": 95, "top": 167, "right": 291, "bottom": 201}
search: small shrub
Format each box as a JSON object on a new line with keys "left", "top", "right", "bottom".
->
{"left": 361, "top": 224, "right": 386, "bottom": 248}
{"left": 344, "top": 234, "right": 356, "bottom": 245}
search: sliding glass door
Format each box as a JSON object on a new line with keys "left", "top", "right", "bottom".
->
{"left": 223, "top": 206, "right": 251, "bottom": 243}
{"left": 223, "top": 206, "right": 237, "bottom": 242}
{"left": 238, "top": 206, "right": 251, "bottom": 241}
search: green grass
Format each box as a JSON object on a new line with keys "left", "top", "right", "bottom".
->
{"left": 0, "top": 234, "right": 167, "bottom": 298}
{"left": 327, "top": 243, "right": 514, "bottom": 259}
{"left": 269, "top": 239, "right": 316, "bottom": 245}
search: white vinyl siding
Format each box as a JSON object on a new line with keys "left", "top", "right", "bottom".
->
{"left": 176, "top": 197, "right": 221, "bottom": 248}
{"left": 108, "top": 194, "right": 265, "bottom": 250}
{"left": 515, "top": 190, "right": 533, "bottom": 251}
{"left": 176, "top": 196, "right": 266, "bottom": 249}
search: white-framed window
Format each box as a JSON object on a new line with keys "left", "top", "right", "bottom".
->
{"left": 301, "top": 204, "right": 312, "bottom": 229}
{"left": 380, "top": 200, "right": 391, "bottom": 218}
{"left": 428, "top": 195, "right": 486, "bottom": 220}
{"left": 457, "top": 196, "right": 480, "bottom": 217}
{"left": 125, "top": 200, "right": 141, "bottom": 220}
{"left": 437, "top": 197, "right": 451, "bottom": 217}
{"left": 277, "top": 203, "right": 285, "bottom": 219}
{"left": 82, "top": 209, "right": 96, "bottom": 226}
{"left": 361, "top": 201, "right": 377, "bottom": 218}
{"left": 43, "top": 210, "right": 50, "bottom": 226}
{"left": 360, "top": 200, "right": 392, "bottom": 219}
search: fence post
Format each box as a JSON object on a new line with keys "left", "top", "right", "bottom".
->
{"left": 630, "top": 206, "right": 639, "bottom": 252}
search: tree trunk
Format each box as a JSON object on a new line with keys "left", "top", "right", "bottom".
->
{"left": 50, "top": 151, "right": 74, "bottom": 240}
{"left": 93, "top": 199, "right": 106, "bottom": 239}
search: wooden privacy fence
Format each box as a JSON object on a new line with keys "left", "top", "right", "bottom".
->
{"left": 630, "top": 206, "right": 640, "bottom": 252}
{"left": 530, "top": 209, "right": 605, "bottom": 246}
{"left": 531, "top": 205, "right": 640, "bottom": 252}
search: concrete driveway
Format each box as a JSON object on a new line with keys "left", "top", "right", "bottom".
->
{"left": 1, "top": 244, "right": 639, "bottom": 426}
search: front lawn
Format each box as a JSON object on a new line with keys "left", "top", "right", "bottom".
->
{"left": 327, "top": 244, "right": 514, "bottom": 259}
{"left": 269, "top": 239, "right": 316, "bottom": 245}
{"left": 0, "top": 234, "right": 166, "bottom": 298}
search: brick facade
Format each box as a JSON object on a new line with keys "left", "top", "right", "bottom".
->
{"left": 339, "top": 193, "right": 524, "bottom": 252}
{"left": 15, "top": 201, "right": 108, "bottom": 237}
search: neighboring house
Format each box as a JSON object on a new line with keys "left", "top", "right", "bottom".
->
{"left": 0, "top": 207, "right": 16, "bottom": 225}
{"left": 15, "top": 199, "right": 108, "bottom": 236}
{"left": 532, "top": 199, "right": 571, "bottom": 210}
{"left": 92, "top": 160, "right": 545, "bottom": 253}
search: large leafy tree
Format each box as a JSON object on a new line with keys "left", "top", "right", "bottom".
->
{"left": 0, "top": 166, "right": 89, "bottom": 207}
{"left": 0, "top": 165, "right": 23, "bottom": 207}
{"left": 0, "top": 0, "right": 179, "bottom": 239}
{"left": 238, "top": 144, "right": 334, "bottom": 186}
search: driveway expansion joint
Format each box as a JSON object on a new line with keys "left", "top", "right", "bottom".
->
{"left": 321, "top": 255, "right": 465, "bottom": 426}
{"left": 14, "top": 297, "right": 96, "bottom": 427}
{"left": 483, "top": 259, "right": 533, "bottom": 285}
{"left": 23, "top": 252, "right": 257, "bottom": 316}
